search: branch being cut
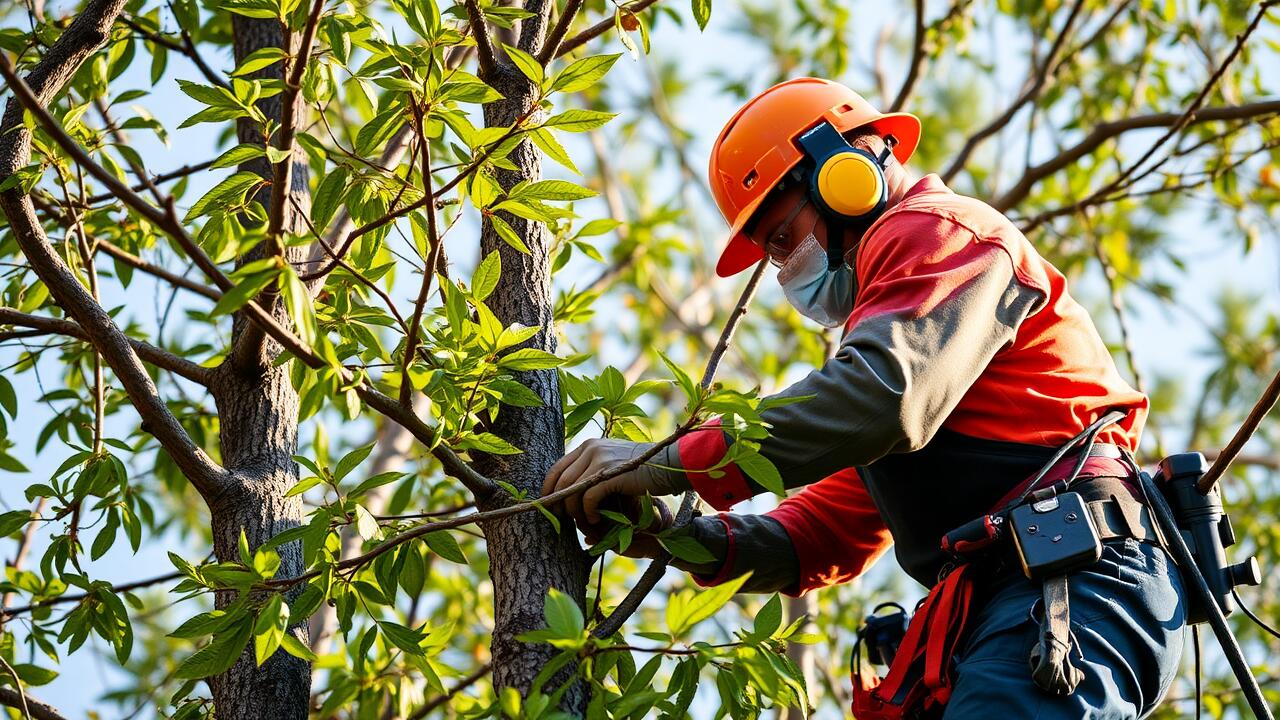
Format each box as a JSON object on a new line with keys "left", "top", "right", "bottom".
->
{"left": 0, "top": 0, "right": 228, "bottom": 498}
{"left": 994, "top": 100, "right": 1280, "bottom": 215}
{"left": 0, "top": 307, "right": 211, "bottom": 384}
{"left": 592, "top": 257, "right": 770, "bottom": 639}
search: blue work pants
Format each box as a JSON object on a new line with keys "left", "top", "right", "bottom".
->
{"left": 943, "top": 538, "right": 1186, "bottom": 718}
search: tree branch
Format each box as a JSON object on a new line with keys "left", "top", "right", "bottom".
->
{"left": 1197, "top": 365, "right": 1280, "bottom": 493}
{"left": 96, "top": 238, "right": 221, "bottom": 301}
{"left": 406, "top": 663, "right": 492, "bottom": 719}
{"left": 0, "top": 0, "right": 228, "bottom": 497}
{"left": 0, "top": 570, "right": 184, "bottom": 620}
{"left": 888, "top": 0, "right": 926, "bottom": 112}
{"left": 465, "top": 0, "right": 500, "bottom": 78}
{"left": 941, "top": 0, "right": 1088, "bottom": 182}
{"left": 593, "top": 259, "right": 769, "bottom": 640}
{"left": 120, "top": 13, "right": 228, "bottom": 90}
{"left": 0, "top": 307, "right": 212, "bottom": 385}
{"left": 994, "top": 100, "right": 1280, "bottom": 214}
{"left": 537, "top": 0, "right": 585, "bottom": 64}
{"left": 554, "top": 0, "right": 660, "bottom": 58}
{"left": 1015, "top": 0, "right": 1277, "bottom": 231}
{"left": 0, "top": 687, "right": 67, "bottom": 720}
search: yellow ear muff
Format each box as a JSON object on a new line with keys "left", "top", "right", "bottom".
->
{"left": 816, "top": 152, "right": 884, "bottom": 217}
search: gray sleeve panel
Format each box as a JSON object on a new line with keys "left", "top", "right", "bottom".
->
{"left": 671, "top": 514, "right": 800, "bottom": 594}
{"left": 757, "top": 249, "right": 1047, "bottom": 489}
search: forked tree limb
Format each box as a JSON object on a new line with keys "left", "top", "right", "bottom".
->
{"left": 553, "top": 0, "right": 660, "bottom": 58}
{"left": 0, "top": 0, "right": 229, "bottom": 497}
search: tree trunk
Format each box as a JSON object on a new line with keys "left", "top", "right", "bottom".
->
{"left": 472, "top": 1, "right": 591, "bottom": 710}
{"left": 203, "top": 17, "right": 313, "bottom": 720}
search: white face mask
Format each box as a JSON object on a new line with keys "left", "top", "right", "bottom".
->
{"left": 777, "top": 233, "right": 855, "bottom": 328}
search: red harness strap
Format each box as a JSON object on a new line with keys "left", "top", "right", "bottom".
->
{"left": 850, "top": 453, "right": 1132, "bottom": 719}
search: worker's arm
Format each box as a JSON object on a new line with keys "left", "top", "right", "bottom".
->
{"left": 670, "top": 466, "right": 893, "bottom": 594}
{"left": 680, "top": 215, "right": 1048, "bottom": 509}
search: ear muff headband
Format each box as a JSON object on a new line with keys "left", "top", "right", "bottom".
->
{"left": 796, "top": 122, "right": 889, "bottom": 222}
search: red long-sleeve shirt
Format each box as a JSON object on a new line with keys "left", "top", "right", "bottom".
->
{"left": 674, "top": 174, "right": 1147, "bottom": 593}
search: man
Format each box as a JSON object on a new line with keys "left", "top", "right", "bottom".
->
{"left": 543, "top": 78, "right": 1184, "bottom": 717}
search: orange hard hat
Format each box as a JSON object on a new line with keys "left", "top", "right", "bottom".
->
{"left": 708, "top": 77, "right": 921, "bottom": 277}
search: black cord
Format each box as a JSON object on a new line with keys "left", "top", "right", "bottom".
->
{"left": 1233, "top": 587, "right": 1280, "bottom": 640}
{"left": 1002, "top": 409, "right": 1127, "bottom": 511}
{"left": 1192, "top": 624, "right": 1202, "bottom": 720}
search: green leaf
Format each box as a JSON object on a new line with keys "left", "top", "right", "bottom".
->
{"left": 423, "top": 531, "right": 467, "bottom": 564}
{"left": 489, "top": 215, "right": 531, "bottom": 253}
{"left": 285, "top": 474, "right": 322, "bottom": 498}
{"left": 280, "top": 265, "right": 317, "bottom": 346}
{"left": 542, "top": 109, "right": 616, "bottom": 133}
{"left": 658, "top": 349, "right": 699, "bottom": 405}
{"left": 497, "top": 348, "right": 564, "bottom": 371}
{"left": 657, "top": 534, "right": 715, "bottom": 564}
{"left": 12, "top": 664, "right": 57, "bottom": 686}
{"left": 734, "top": 450, "right": 784, "bottom": 496}
{"left": 174, "top": 617, "right": 254, "bottom": 679}
{"left": 457, "top": 432, "right": 521, "bottom": 455}
{"left": 210, "top": 262, "right": 282, "bottom": 317}
{"left": 210, "top": 144, "right": 267, "bottom": 169}
{"left": 185, "top": 172, "right": 263, "bottom": 222}
{"left": 471, "top": 251, "right": 501, "bottom": 301}
{"left": 528, "top": 128, "right": 580, "bottom": 175}
{"left": 380, "top": 621, "right": 426, "bottom": 655}
{"left": 311, "top": 167, "right": 349, "bottom": 230}
{"left": 355, "top": 104, "right": 407, "bottom": 156}
{"left": 231, "top": 47, "right": 289, "bottom": 77}
{"left": 753, "top": 594, "right": 783, "bottom": 638}
{"left": 549, "top": 54, "right": 620, "bottom": 94}
{"left": 0, "top": 509, "right": 32, "bottom": 537}
{"left": 490, "top": 377, "right": 543, "bottom": 407}
{"left": 542, "top": 588, "right": 584, "bottom": 639}
{"left": 691, "top": 0, "right": 711, "bottom": 30}
{"left": 280, "top": 632, "right": 318, "bottom": 661}
{"left": 512, "top": 179, "right": 597, "bottom": 202}
{"left": 334, "top": 443, "right": 375, "bottom": 482}
{"left": 667, "top": 573, "right": 748, "bottom": 636}
{"left": 253, "top": 594, "right": 289, "bottom": 666}
{"left": 502, "top": 43, "right": 544, "bottom": 84}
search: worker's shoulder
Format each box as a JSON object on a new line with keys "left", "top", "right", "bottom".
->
{"left": 858, "top": 179, "right": 1051, "bottom": 293}
{"left": 879, "top": 180, "right": 1023, "bottom": 246}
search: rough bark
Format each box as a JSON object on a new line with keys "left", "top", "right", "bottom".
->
{"left": 202, "top": 17, "right": 314, "bottom": 720}
{"left": 471, "top": 1, "right": 591, "bottom": 710}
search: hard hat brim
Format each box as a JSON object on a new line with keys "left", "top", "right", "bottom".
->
{"left": 714, "top": 112, "right": 922, "bottom": 278}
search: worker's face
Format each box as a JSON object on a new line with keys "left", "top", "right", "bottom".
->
{"left": 749, "top": 184, "right": 822, "bottom": 267}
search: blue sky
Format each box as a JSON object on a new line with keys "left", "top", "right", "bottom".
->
{"left": 1, "top": 1, "right": 1278, "bottom": 716}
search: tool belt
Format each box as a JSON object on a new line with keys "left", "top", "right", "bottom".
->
{"left": 850, "top": 443, "right": 1163, "bottom": 720}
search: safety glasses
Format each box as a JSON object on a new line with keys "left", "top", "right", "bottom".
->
{"left": 760, "top": 195, "right": 811, "bottom": 268}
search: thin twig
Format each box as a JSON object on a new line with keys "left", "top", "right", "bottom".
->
{"left": 941, "top": 0, "right": 1088, "bottom": 182}
{"left": 1197, "top": 366, "right": 1280, "bottom": 494}
{"left": 95, "top": 239, "right": 221, "bottom": 301}
{"left": 538, "top": 0, "right": 585, "bottom": 63}
{"left": 1017, "top": 1, "right": 1277, "bottom": 229}
{"left": 888, "top": 0, "right": 926, "bottom": 113}
{"left": 592, "top": 258, "right": 770, "bottom": 639}
{"left": 554, "top": 0, "right": 660, "bottom": 58}
{"left": 406, "top": 663, "right": 492, "bottom": 719}
{"left": 0, "top": 570, "right": 184, "bottom": 620}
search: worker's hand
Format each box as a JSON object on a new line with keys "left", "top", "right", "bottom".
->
{"left": 542, "top": 438, "right": 689, "bottom": 527}
{"left": 579, "top": 496, "right": 675, "bottom": 559}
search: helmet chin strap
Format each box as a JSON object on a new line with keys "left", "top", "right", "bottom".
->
{"left": 826, "top": 216, "right": 846, "bottom": 271}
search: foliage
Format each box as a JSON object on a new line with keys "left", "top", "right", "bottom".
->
{"left": 0, "top": 0, "right": 1277, "bottom": 717}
